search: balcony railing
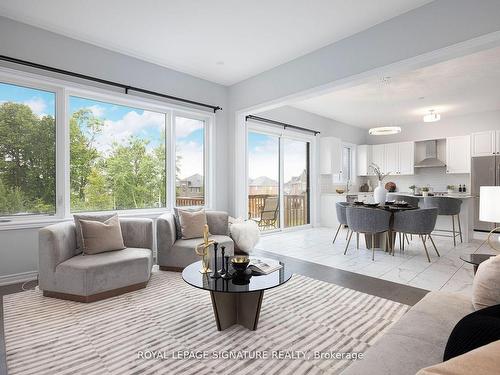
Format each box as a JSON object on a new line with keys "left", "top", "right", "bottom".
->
{"left": 176, "top": 196, "right": 204, "bottom": 206}
{"left": 248, "top": 194, "right": 308, "bottom": 229}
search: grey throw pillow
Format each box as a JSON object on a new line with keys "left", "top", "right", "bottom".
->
{"left": 177, "top": 209, "right": 207, "bottom": 239}
{"left": 174, "top": 207, "right": 202, "bottom": 239}
{"left": 74, "top": 213, "right": 116, "bottom": 251}
{"left": 79, "top": 215, "right": 125, "bottom": 255}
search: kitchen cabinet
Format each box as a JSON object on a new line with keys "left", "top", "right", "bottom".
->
{"left": 371, "top": 144, "right": 386, "bottom": 173}
{"left": 471, "top": 131, "right": 500, "bottom": 156}
{"left": 398, "top": 142, "right": 415, "bottom": 175}
{"left": 446, "top": 135, "right": 471, "bottom": 174}
{"left": 356, "top": 145, "right": 372, "bottom": 176}
{"left": 384, "top": 143, "right": 399, "bottom": 174}
{"left": 320, "top": 136, "right": 342, "bottom": 175}
{"left": 320, "top": 194, "right": 346, "bottom": 228}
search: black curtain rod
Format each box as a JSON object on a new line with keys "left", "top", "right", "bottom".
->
{"left": 245, "top": 115, "right": 320, "bottom": 135}
{"left": 0, "top": 55, "right": 222, "bottom": 113}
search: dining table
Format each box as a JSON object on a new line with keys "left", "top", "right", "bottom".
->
{"left": 348, "top": 202, "right": 419, "bottom": 252}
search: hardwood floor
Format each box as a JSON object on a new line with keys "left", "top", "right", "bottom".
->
{"left": 0, "top": 260, "right": 427, "bottom": 375}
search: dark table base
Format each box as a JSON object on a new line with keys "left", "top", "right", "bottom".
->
{"left": 209, "top": 290, "right": 264, "bottom": 331}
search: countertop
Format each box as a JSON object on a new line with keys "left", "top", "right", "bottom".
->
{"left": 321, "top": 191, "right": 472, "bottom": 198}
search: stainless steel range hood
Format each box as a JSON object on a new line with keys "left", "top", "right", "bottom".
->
{"left": 414, "top": 140, "right": 446, "bottom": 168}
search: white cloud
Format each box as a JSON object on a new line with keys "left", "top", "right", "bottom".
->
{"left": 177, "top": 140, "right": 203, "bottom": 179}
{"left": 95, "top": 110, "right": 165, "bottom": 154}
{"left": 175, "top": 116, "right": 203, "bottom": 138}
{"left": 88, "top": 104, "right": 105, "bottom": 117}
{"left": 24, "top": 97, "right": 47, "bottom": 117}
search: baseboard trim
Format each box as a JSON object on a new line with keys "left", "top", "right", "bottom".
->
{"left": 42, "top": 281, "right": 148, "bottom": 303}
{"left": 159, "top": 266, "right": 183, "bottom": 272}
{"left": 0, "top": 271, "right": 38, "bottom": 286}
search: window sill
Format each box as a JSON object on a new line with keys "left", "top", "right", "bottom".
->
{"left": 0, "top": 209, "right": 175, "bottom": 231}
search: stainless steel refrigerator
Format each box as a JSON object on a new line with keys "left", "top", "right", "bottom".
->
{"left": 472, "top": 156, "right": 500, "bottom": 231}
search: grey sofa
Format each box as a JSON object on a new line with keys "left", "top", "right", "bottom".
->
{"left": 39, "top": 217, "right": 153, "bottom": 302}
{"left": 157, "top": 211, "right": 234, "bottom": 271}
{"left": 341, "top": 291, "right": 474, "bottom": 375}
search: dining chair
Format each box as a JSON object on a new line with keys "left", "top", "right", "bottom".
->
{"left": 392, "top": 208, "right": 440, "bottom": 262}
{"left": 345, "top": 207, "right": 391, "bottom": 261}
{"left": 332, "top": 202, "right": 349, "bottom": 244}
{"left": 424, "top": 197, "right": 462, "bottom": 247}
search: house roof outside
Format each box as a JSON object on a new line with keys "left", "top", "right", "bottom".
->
{"left": 178, "top": 173, "right": 203, "bottom": 188}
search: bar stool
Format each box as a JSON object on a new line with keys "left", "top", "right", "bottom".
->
{"left": 393, "top": 208, "right": 440, "bottom": 262}
{"left": 424, "top": 197, "right": 463, "bottom": 247}
{"left": 344, "top": 207, "right": 391, "bottom": 261}
{"left": 332, "top": 202, "right": 349, "bottom": 244}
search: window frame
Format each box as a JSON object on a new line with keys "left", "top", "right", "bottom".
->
{"left": 0, "top": 66, "right": 215, "bottom": 229}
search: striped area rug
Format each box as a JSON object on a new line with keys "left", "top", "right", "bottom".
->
{"left": 3, "top": 271, "right": 409, "bottom": 375}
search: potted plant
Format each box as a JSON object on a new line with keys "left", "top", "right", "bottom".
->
{"left": 409, "top": 185, "right": 416, "bottom": 195}
{"left": 369, "top": 163, "right": 391, "bottom": 203}
{"left": 421, "top": 186, "right": 430, "bottom": 197}
{"left": 447, "top": 185, "right": 455, "bottom": 195}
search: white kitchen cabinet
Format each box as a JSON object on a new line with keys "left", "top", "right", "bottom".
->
{"left": 371, "top": 144, "right": 385, "bottom": 173}
{"left": 384, "top": 143, "right": 399, "bottom": 175}
{"left": 398, "top": 141, "right": 415, "bottom": 175}
{"left": 471, "top": 131, "right": 500, "bottom": 156}
{"left": 320, "top": 194, "right": 346, "bottom": 228}
{"left": 320, "top": 136, "right": 342, "bottom": 175}
{"left": 471, "top": 131, "right": 496, "bottom": 156}
{"left": 446, "top": 135, "right": 471, "bottom": 174}
{"left": 356, "top": 145, "right": 372, "bottom": 176}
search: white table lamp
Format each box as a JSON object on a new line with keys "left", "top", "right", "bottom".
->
{"left": 479, "top": 186, "right": 500, "bottom": 251}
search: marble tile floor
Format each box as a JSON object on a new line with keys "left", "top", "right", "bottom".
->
{"left": 255, "top": 227, "right": 497, "bottom": 294}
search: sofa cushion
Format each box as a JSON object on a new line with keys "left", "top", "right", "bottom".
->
{"left": 79, "top": 215, "right": 125, "bottom": 255}
{"left": 73, "top": 213, "right": 115, "bottom": 251}
{"left": 174, "top": 207, "right": 202, "bottom": 239}
{"left": 472, "top": 255, "right": 500, "bottom": 310}
{"left": 340, "top": 292, "right": 474, "bottom": 375}
{"left": 54, "top": 247, "right": 152, "bottom": 296}
{"left": 168, "top": 235, "right": 234, "bottom": 269}
{"left": 417, "top": 340, "right": 500, "bottom": 375}
{"left": 206, "top": 211, "right": 229, "bottom": 236}
{"left": 178, "top": 209, "right": 207, "bottom": 239}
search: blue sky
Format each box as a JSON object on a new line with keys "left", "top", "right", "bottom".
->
{"left": 0, "top": 82, "right": 55, "bottom": 117}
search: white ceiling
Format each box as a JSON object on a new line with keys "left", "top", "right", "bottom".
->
{"left": 292, "top": 46, "right": 500, "bottom": 128}
{"left": 0, "top": 0, "right": 432, "bottom": 86}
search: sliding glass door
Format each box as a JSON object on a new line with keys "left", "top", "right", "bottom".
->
{"left": 247, "top": 127, "right": 310, "bottom": 232}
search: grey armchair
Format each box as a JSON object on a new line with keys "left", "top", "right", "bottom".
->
{"left": 39, "top": 217, "right": 153, "bottom": 302}
{"left": 157, "top": 210, "right": 234, "bottom": 271}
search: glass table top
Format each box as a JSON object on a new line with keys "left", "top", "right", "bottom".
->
{"left": 460, "top": 254, "right": 494, "bottom": 265}
{"left": 182, "top": 257, "right": 292, "bottom": 293}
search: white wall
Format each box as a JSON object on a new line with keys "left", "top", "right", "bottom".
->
{"left": 0, "top": 16, "right": 230, "bottom": 281}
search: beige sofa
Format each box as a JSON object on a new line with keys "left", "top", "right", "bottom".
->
{"left": 156, "top": 211, "right": 234, "bottom": 271}
{"left": 341, "top": 291, "right": 474, "bottom": 375}
{"left": 39, "top": 218, "right": 153, "bottom": 302}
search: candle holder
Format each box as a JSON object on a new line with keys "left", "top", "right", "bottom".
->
{"left": 210, "top": 242, "right": 221, "bottom": 279}
{"left": 221, "top": 254, "right": 232, "bottom": 279}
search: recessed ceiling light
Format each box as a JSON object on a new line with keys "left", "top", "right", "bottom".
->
{"left": 368, "top": 126, "right": 401, "bottom": 136}
{"left": 423, "top": 110, "right": 440, "bottom": 122}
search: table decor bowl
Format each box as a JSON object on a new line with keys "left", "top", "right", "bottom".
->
{"left": 335, "top": 188, "right": 345, "bottom": 194}
{"left": 364, "top": 202, "right": 379, "bottom": 207}
{"left": 353, "top": 201, "right": 364, "bottom": 205}
{"left": 231, "top": 256, "right": 250, "bottom": 273}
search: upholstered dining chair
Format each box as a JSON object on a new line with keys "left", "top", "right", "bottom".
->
{"left": 424, "top": 197, "right": 463, "bottom": 246}
{"left": 345, "top": 207, "right": 392, "bottom": 261}
{"left": 392, "top": 208, "right": 440, "bottom": 262}
{"left": 332, "top": 202, "right": 349, "bottom": 244}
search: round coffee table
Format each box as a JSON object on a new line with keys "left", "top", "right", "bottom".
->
{"left": 460, "top": 254, "right": 493, "bottom": 274}
{"left": 182, "top": 258, "right": 292, "bottom": 331}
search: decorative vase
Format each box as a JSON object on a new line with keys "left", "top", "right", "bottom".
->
{"left": 367, "top": 180, "right": 373, "bottom": 192}
{"left": 422, "top": 191, "right": 429, "bottom": 197}
{"left": 374, "top": 181, "right": 387, "bottom": 204}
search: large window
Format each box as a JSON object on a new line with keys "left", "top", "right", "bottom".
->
{"left": 0, "top": 71, "right": 213, "bottom": 223}
{"left": 175, "top": 116, "right": 205, "bottom": 207}
{"left": 69, "top": 97, "right": 167, "bottom": 212}
{"left": 0, "top": 82, "right": 56, "bottom": 216}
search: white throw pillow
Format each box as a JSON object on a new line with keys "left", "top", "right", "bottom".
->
{"left": 472, "top": 254, "right": 500, "bottom": 310}
{"left": 229, "top": 219, "right": 260, "bottom": 252}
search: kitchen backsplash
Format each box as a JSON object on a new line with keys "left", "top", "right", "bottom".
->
{"left": 321, "top": 168, "right": 470, "bottom": 194}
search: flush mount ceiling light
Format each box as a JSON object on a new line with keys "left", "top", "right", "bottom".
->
{"left": 423, "top": 110, "right": 441, "bottom": 123}
{"left": 368, "top": 126, "right": 401, "bottom": 136}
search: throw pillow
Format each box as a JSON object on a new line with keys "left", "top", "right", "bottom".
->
{"left": 177, "top": 209, "right": 207, "bottom": 239}
{"left": 79, "top": 215, "right": 126, "bottom": 255}
{"left": 229, "top": 218, "right": 260, "bottom": 252}
{"left": 443, "top": 303, "right": 500, "bottom": 361}
{"left": 73, "top": 213, "right": 115, "bottom": 251}
{"left": 472, "top": 255, "right": 500, "bottom": 310}
{"left": 416, "top": 340, "right": 500, "bottom": 375}
{"left": 173, "top": 207, "right": 202, "bottom": 240}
